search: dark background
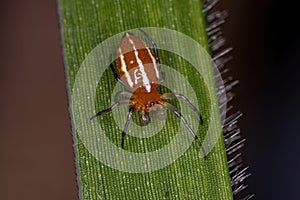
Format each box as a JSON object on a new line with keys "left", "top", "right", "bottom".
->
{"left": 0, "top": 0, "right": 299, "bottom": 199}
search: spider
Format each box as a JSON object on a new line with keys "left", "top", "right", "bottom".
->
{"left": 91, "top": 29, "right": 206, "bottom": 158}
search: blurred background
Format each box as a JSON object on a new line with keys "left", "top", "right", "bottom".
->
{"left": 0, "top": 0, "right": 299, "bottom": 199}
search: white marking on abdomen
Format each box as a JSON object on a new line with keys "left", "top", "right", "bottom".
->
{"left": 126, "top": 33, "right": 151, "bottom": 92}
{"left": 118, "top": 48, "right": 134, "bottom": 88}
{"left": 133, "top": 68, "right": 142, "bottom": 84}
{"left": 146, "top": 47, "right": 160, "bottom": 80}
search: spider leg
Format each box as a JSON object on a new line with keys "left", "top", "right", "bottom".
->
{"left": 114, "top": 90, "right": 132, "bottom": 102}
{"left": 138, "top": 29, "right": 165, "bottom": 84}
{"left": 163, "top": 102, "right": 206, "bottom": 159}
{"left": 121, "top": 107, "right": 134, "bottom": 149}
{"left": 162, "top": 93, "right": 203, "bottom": 125}
{"left": 158, "top": 71, "right": 165, "bottom": 84}
{"left": 109, "top": 54, "right": 131, "bottom": 90}
{"left": 90, "top": 99, "right": 129, "bottom": 120}
{"left": 138, "top": 28, "right": 161, "bottom": 68}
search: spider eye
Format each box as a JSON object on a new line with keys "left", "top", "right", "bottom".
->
{"left": 150, "top": 102, "right": 155, "bottom": 107}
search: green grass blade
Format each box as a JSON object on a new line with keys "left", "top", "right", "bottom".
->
{"left": 58, "top": 0, "right": 233, "bottom": 199}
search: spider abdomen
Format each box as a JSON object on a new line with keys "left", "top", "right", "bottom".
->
{"left": 116, "top": 32, "right": 160, "bottom": 93}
